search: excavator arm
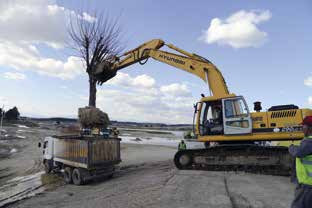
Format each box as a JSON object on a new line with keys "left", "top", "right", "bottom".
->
{"left": 94, "top": 39, "right": 230, "bottom": 97}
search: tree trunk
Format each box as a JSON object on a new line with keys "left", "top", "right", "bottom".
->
{"left": 88, "top": 74, "right": 97, "bottom": 107}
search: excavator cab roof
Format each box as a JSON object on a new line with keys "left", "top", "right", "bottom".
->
{"left": 200, "top": 93, "right": 236, "bottom": 102}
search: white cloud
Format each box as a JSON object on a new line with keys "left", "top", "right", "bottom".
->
{"left": 305, "top": 77, "right": 312, "bottom": 107}
{"left": 0, "top": 0, "right": 67, "bottom": 48}
{"left": 0, "top": 0, "right": 94, "bottom": 80}
{"left": 96, "top": 89, "right": 195, "bottom": 124}
{"left": 0, "top": 41, "right": 84, "bottom": 79}
{"left": 0, "top": 96, "right": 8, "bottom": 105}
{"left": 107, "top": 72, "right": 156, "bottom": 89}
{"left": 200, "top": 10, "right": 272, "bottom": 48}
{"left": 82, "top": 12, "right": 96, "bottom": 23}
{"left": 304, "top": 76, "right": 312, "bottom": 87}
{"left": 97, "top": 73, "right": 196, "bottom": 124}
{"left": 0, "top": 0, "right": 95, "bottom": 48}
{"left": 160, "top": 83, "right": 191, "bottom": 97}
{"left": 309, "top": 96, "right": 312, "bottom": 105}
{"left": 3, "top": 72, "right": 26, "bottom": 80}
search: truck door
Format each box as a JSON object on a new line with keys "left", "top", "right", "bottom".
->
{"left": 222, "top": 96, "right": 252, "bottom": 135}
{"left": 43, "top": 137, "right": 53, "bottom": 160}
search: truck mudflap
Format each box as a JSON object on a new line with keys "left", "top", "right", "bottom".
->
{"left": 174, "top": 145, "right": 293, "bottom": 176}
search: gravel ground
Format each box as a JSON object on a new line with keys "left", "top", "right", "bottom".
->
{"left": 0, "top": 123, "right": 296, "bottom": 208}
{"left": 8, "top": 162, "right": 295, "bottom": 208}
{"left": 0, "top": 124, "right": 57, "bottom": 185}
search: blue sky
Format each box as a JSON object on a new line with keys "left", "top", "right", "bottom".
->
{"left": 0, "top": 0, "right": 311, "bottom": 124}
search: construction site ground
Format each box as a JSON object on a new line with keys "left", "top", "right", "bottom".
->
{"left": 8, "top": 160, "right": 295, "bottom": 208}
{"left": 1, "top": 123, "right": 295, "bottom": 208}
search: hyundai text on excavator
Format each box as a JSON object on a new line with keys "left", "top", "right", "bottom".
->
{"left": 94, "top": 39, "right": 312, "bottom": 176}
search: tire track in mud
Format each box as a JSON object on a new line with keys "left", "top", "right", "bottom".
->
{"left": 0, "top": 172, "right": 45, "bottom": 207}
{"left": 224, "top": 176, "right": 252, "bottom": 208}
{"left": 223, "top": 175, "right": 265, "bottom": 208}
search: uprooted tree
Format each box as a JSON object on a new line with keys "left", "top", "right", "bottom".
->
{"left": 68, "top": 12, "right": 123, "bottom": 107}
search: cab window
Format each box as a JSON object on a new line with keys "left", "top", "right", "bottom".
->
{"left": 224, "top": 98, "right": 248, "bottom": 118}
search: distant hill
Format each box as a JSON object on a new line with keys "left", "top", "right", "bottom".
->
{"left": 110, "top": 120, "right": 192, "bottom": 130}
{"left": 23, "top": 117, "right": 77, "bottom": 123}
{"left": 22, "top": 117, "right": 192, "bottom": 129}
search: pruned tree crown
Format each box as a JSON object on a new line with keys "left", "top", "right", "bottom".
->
{"left": 68, "top": 11, "right": 123, "bottom": 107}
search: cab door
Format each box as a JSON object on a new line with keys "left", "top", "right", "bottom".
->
{"left": 43, "top": 137, "right": 54, "bottom": 160}
{"left": 222, "top": 96, "right": 252, "bottom": 135}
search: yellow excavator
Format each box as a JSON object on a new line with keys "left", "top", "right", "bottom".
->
{"left": 94, "top": 39, "right": 312, "bottom": 175}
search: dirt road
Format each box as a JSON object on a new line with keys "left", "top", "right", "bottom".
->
{"left": 0, "top": 124, "right": 295, "bottom": 208}
{"left": 7, "top": 160, "right": 295, "bottom": 208}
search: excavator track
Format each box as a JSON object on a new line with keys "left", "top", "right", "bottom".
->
{"left": 174, "top": 145, "right": 294, "bottom": 176}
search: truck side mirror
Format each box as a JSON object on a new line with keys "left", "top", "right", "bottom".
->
{"left": 38, "top": 142, "right": 41, "bottom": 148}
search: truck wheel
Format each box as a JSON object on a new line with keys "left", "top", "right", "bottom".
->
{"left": 44, "top": 160, "right": 52, "bottom": 173}
{"left": 63, "top": 167, "right": 73, "bottom": 184}
{"left": 72, "top": 168, "right": 84, "bottom": 185}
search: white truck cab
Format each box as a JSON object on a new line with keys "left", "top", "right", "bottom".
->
{"left": 42, "top": 137, "right": 54, "bottom": 160}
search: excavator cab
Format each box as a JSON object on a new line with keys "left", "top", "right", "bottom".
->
{"left": 222, "top": 96, "right": 252, "bottom": 135}
{"left": 196, "top": 96, "right": 252, "bottom": 137}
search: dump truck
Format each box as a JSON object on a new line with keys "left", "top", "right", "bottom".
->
{"left": 39, "top": 134, "right": 121, "bottom": 185}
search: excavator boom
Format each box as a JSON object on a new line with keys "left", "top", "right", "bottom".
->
{"left": 95, "top": 39, "right": 229, "bottom": 97}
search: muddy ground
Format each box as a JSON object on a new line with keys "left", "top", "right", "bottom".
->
{"left": 8, "top": 161, "right": 295, "bottom": 208}
{"left": 0, "top": 123, "right": 296, "bottom": 208}
{"left": 0, "top": 123, "right": 56, "bottom": 185}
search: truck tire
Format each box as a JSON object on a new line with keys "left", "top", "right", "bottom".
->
{"left": 44, "top": 160, "right": 52, "bottom": 173}
{"left": 63, "top": 167, "right": 73, "bottom": 184}
{"left": 72, "top": 168, "right": 84, "bottom": 185}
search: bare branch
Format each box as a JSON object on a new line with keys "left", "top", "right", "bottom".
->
{"left": 67, "top": 10, "right": 124, "bottom": 107}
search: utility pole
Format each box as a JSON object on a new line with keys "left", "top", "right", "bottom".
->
{"left": 0, "top": 105, "right": 4, "bottom": 138}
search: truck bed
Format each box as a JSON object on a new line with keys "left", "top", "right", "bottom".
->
{"left": 52, "top": 135, "right": 121, "bottom": 169}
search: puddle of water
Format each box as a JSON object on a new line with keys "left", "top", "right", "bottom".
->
{"left": 0, "top": 171, "right": 45, "bottom": 207}
{"left": 9, "top": 148, "right": 17, "bottom": 153}
{"left": 16, "top": 125, "right": 29, "bottom": 129}
{"left": 17, "top": 130, "right": 32, "bottom": 133}
{"left": 120, "top": 136, "right": 204, "bottom": 149}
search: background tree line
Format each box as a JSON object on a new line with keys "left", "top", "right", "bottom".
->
{"left": 0, "top": 107, "right": 20, "bottom": 120}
